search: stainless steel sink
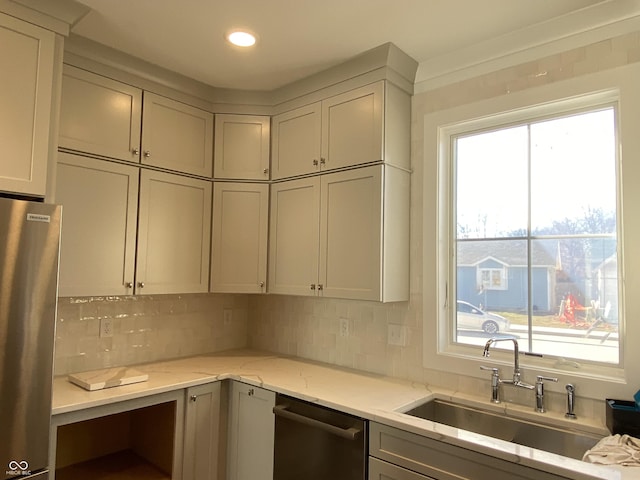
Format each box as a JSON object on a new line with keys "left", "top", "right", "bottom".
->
{"left": 403, "top": 398, "right": 602, "bottom": 460}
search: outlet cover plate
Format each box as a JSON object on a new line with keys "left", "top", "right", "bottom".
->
{"left": 388, "top": 324, "right": 407, "bottom": 346}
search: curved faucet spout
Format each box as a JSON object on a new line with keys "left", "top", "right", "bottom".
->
{"left": 482, "top": 338, "right": 522, "bottom": 384}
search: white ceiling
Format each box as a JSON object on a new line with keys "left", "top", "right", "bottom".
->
{"left": 71, "top": 0, "right": 609, "bottom": 91}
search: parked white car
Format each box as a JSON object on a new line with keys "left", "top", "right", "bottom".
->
{"left": 456, "top": 300, "right": 510, "bottom": 334}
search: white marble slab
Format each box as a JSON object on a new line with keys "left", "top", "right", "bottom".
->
{"left": 68, "top": 367, "right": 148, "bottom": 391}
{"left": 51, "top": 349, "right": 639, "bottom": 480}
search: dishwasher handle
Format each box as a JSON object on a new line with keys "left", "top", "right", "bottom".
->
{"left": 273, "top": 404, "right": 362, "bottom": 441}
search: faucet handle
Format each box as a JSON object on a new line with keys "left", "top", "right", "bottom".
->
{"left": 480, "top": 366, "right": 499, "bottom": 375}
{"left": 536, "top": 375, "right": 558, "bottom": 383}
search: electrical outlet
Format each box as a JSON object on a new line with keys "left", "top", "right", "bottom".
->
{"left": 339, "top": 318, "right": 349, "bottom": 337}
{"left": 224, "top": 309, "right": 233, "bottom": 325}
{"left": 388, "top": 324, "right": 407, "bottom": 346}
{"left": 100, "top": 318, "right": 113, "bottom": 338}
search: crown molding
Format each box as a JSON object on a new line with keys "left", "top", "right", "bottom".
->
{"left": 0, "top": 0, "right": 89, "bottom": 35}
{"left": 415, "top": 0, "right": 640, "bottom": 93}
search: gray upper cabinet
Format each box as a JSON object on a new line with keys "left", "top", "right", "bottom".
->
{"left": 271, "top": 102, "right": 321, "bottom": 179}
{"left": 59, "top": 65, "right": 142, "bottom": 163}
{"left": 271, "top": 81, "right": 409, "bottom": 180}
{"left": 214, "top": 114, "right": 270, "bottom": 180}
{"left": 56, "top": 152, "right": 139, "bottom": 297}
{"left": 141, "top": 92, "right": 214, "bottom": 177}
{"left": 211, "top": 182, "right": 269, "bottom": 294}
{"left": 136, "top": 169, "right": 212, "bottom": 294}
{"left": 321, "top": 82, "right": 384, "bottom": 172}
{"left": 0, "top": 13, "right": 56, "bottom": 197}
{"left": 59, "top": 67, "right": 214, "bottom": 177}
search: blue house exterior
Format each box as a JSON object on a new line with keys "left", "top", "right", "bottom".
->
{"left": 456, "top": 240, "right": 557, "bottom": 313}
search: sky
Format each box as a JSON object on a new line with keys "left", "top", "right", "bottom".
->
{"left": 455, "top": 108, "right": 617, "bottom": 238}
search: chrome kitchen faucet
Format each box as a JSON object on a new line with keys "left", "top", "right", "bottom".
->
{"left": 481, "top": 338, "right": 557, "bottom": 412}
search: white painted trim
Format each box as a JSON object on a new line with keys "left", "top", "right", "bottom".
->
{"left": 415, "top": 0, "right": 640, "bottom": 93}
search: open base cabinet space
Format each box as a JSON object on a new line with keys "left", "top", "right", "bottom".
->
{"left": 56, "top": 450, "right": 169, "bottom": 480}
{"left": 54, "top": 401, "right": 176, "bottom": 480}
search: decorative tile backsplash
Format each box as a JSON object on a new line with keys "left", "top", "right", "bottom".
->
{"left": 54, "top": 293, "right": 248, "bottom": 376}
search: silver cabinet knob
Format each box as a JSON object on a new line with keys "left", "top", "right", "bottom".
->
{"left": 310, "top": 284, "right": 316, "bottom": 290}
{"left": 138, "top": 281, "right": 145, "bottom": 288}
{"left": 125, "top": 282, "right": 133, "bottom": 289}
{"left": 132, "top": 147, "right": 140, "bottom": 156}
{"left": 312, "top": 159, "right": 319, "bottom": 166}
{"left": 259, "top": 281, "right": 265, "bottom": 288}
{"left": 248, "top": 388, "right": 254, "bottom": 396}
{"left": 320, "top": 158, "right": 326, "bottom": 165}
{"left": 263, "top": 168, "right": 269, "bottom": 174}
{"left": 190, "top": 395, "right": 197, "bottom": 402}
{"left": 143, "top": 150, "right": 151, "bottom": 158}
{"left": 317, "top": 284, "right": 324, "bottom": 291}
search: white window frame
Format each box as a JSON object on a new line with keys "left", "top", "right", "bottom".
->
{"left": 422, "top": 64, "right": 640, "bottom": 401}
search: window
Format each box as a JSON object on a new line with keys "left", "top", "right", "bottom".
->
{"left": 425, "top": 64, "right": 640, "bottom": 399}
{"left": 477, "top": 264, "right": 507, "bottom": 291}
{"left": 452, "top": 105, "right": 619, "bottom": 364}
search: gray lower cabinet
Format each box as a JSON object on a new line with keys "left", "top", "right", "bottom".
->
{"left": 227, "top": 382, "right": 275, "bottom": 480}
{"left": 183, "top": 383, "right": 222, "bottom": 480}
{"left": 369, "top": 422, "right": 569, "bottom": 480}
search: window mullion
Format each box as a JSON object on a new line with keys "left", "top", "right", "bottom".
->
{"left": 526, "top": 124, "right": 534, "bottom": 353}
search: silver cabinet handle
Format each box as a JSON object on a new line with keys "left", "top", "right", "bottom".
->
{"left": 273, "top": 404, "right": 361, "bottom": 441}
{"left": 248, "top": 388, "right": 254, "bottom": 396}
{"left": 190, "top": 395, "right": 197, "bottom": 402}
{"left": 125, "top": 282, "right": 133, "bottom": 289}
{"left": 138, "top": 282, "right": 145, "bottom": 288}
{"left": 132, "top": 147, "right": 140, "bottom": 156}
{"left": 259, "top": 281, "right": 265, "bottom": 288}
{"left": 143, "top": 150, "right": 151, "bottom": 158}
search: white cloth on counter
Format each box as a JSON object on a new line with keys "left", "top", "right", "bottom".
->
{"left": 583, "top": 434, "right": 640, "bottom": 466}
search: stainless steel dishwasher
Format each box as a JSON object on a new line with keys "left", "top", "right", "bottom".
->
{"left": 273, "top": 394, "right": 367, "bottom": 480}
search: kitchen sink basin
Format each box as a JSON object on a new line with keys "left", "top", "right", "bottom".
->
{"left": 403, "top": 398, "right": 603, "bottom": 460}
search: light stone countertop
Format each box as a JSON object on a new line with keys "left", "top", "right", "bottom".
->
{"left": 52, "top": 349, "right": 637, "bottom": 480}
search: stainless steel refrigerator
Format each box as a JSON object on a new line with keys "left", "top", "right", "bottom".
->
{"left": 1, "top": 197, "right": 61, "bottom": 480}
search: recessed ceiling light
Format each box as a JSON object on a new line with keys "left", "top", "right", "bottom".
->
{"left": 226, "top": 30, "right": 257, "bottom": 47}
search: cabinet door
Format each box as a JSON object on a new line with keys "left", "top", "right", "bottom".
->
{"left": 227, "top": 383, "right": 275, "bottom": 480}
{"left": 141, "top": 92, "right": 213, "bottom": 177}
{"left": 319, "top": 166, "right": 382, "bottom": 301}
{"left": 321, "top": 82, "right": 384, "bottom": 171}
{"left": 56, "top": 153, "right": 139, "bottom": 297}
{"left": 0, "top": 13, "right": 55, "bottom": 196}
{"left": 271, "top": 102, "right": 321, "bottom": 179}
{"left": 211, "top": 182, "right": 268, "bottom": 293}
{"left": 58, "top": 65, "right": 142, "bottom": 163}
{"left": 183, "top": 383, "right": 221, "bottom": 480}
{"left": 214, "top": 114, "right": 270, "bottom": 180}
{"left": 137, "top": 170, "right": 212, "bottom": 294}
{"left": 269, "top": 177, "right": 320, "bottom": 296}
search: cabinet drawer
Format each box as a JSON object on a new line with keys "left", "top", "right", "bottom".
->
{"left": 370, "top": 423, "right": 568, "bottom": 480}
{"left": 369, "top": 457, "right": 434, "bottom": 480}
